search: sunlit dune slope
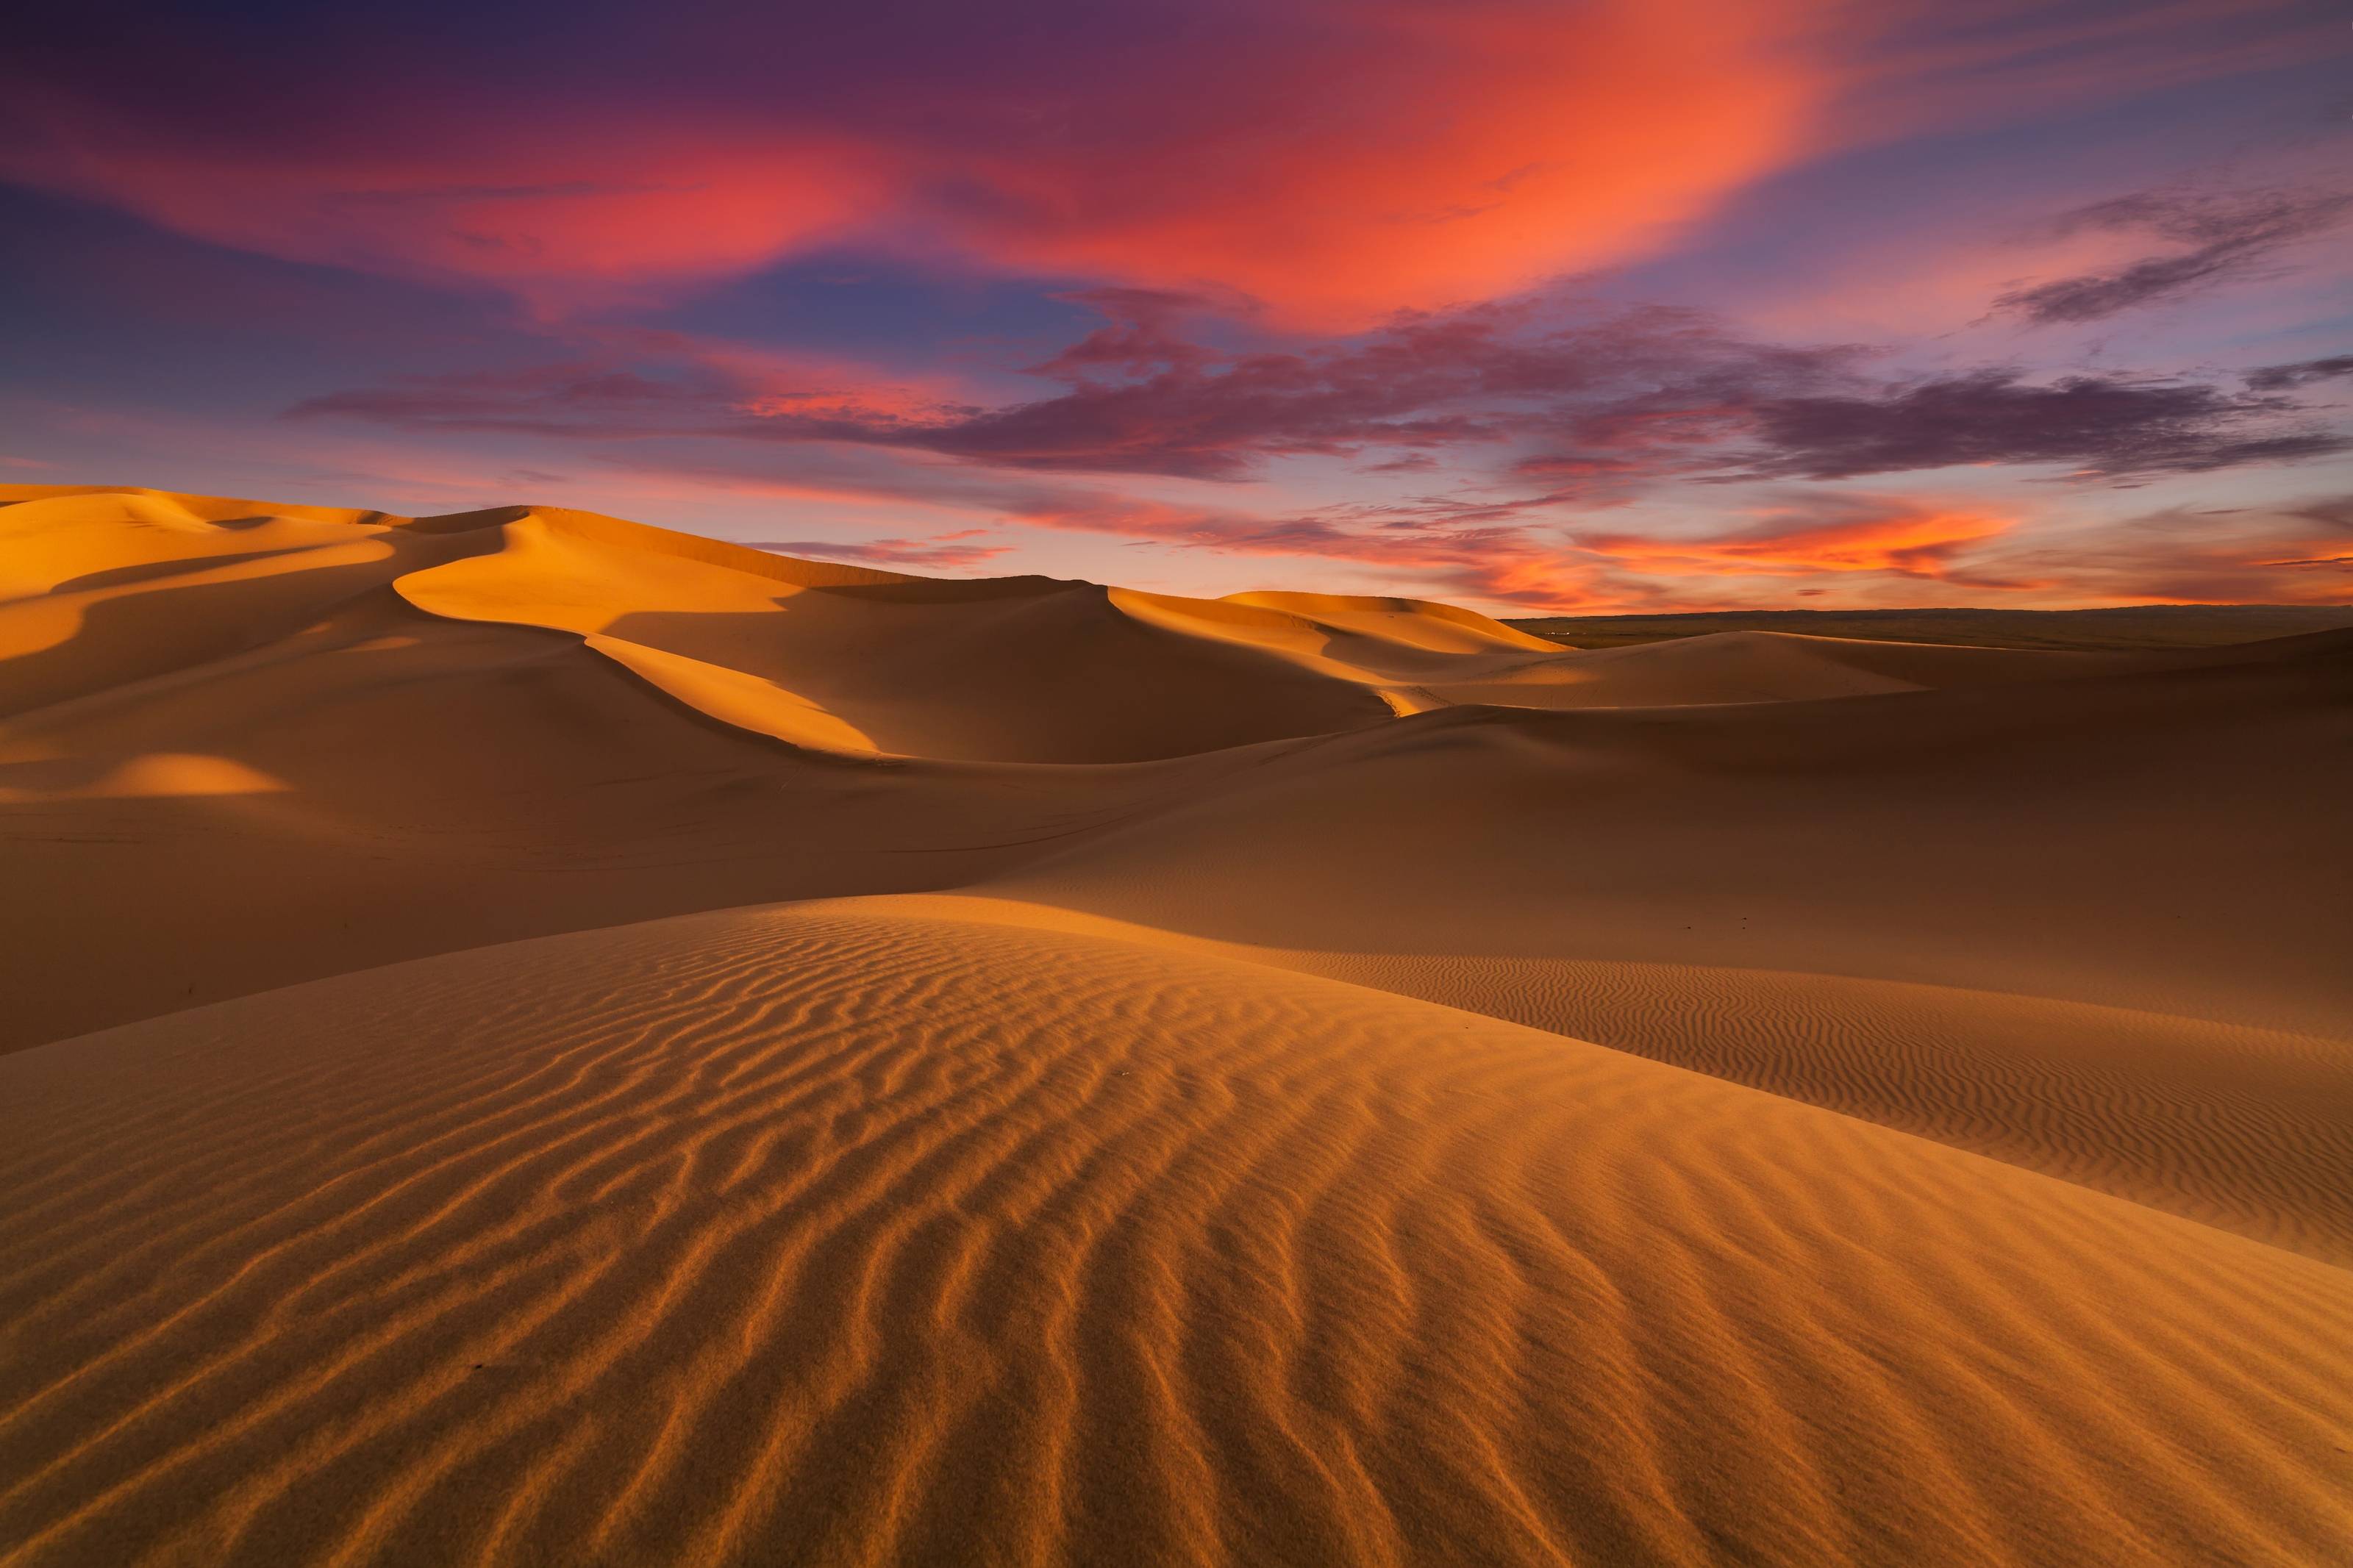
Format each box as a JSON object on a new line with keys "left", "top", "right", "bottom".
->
{"left": 3, "top": 901, "right": 2349, "bottom": 1568}
{"left": 390, "top": 506, "right": 1396, "bottom": 762}
{"left": 0, "top": 487, "right": 496, "bottom": 717}
{"left": 804, "top": 891, "right": 2353, "bottom": 1263}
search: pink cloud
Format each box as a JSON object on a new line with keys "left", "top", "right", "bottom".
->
{"left": 750, "top": 534, "right": 1014, "bottom": 572}
{"left": 1, "top": 2, "right": 1833, "bottom": 326}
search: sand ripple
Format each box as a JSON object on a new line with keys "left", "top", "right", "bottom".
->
{"left": 3, "top": 904, "right": 2348, "bottom": 1567}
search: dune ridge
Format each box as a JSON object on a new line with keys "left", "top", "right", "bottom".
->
{"left": 4, "top": 484, "right": 2351, "bottom": 1566}
{"left": 746, "top": 892, "right": 2353, "bottom": 1266}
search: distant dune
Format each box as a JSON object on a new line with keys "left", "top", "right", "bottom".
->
{"left": 1511, "top": 602, "right": 2353, "bottom": 650}
{"left": 4, "top": 485, "right": 2349, "bottom": 1567}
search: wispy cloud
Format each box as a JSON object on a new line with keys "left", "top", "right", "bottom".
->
{"left": 295, "top": 298, "right": 2351, "bottom": 492}
{"left": 1974, "top": 493, "right": 2353, "bottom": 604}
{"left": 1715, "top": 370, "right": 2350, "bottom": 482}
{"left": 2245, "top": 355, "right": 2353, "bottom": 392}
{"left": 1576, "top": 499, "right": 2033, "bottom": 588}
{"left": 1995, "top": 187, "right": 2351, "bottom": 325}
{"left": 746, "top": 531, "right": 1011, "bottom": 571}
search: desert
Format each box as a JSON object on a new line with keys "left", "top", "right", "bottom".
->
{"left": 8, "top": 2, "right": 2353, "bottom": 1561}
{"left": 1, "top": 485, "right": 2348, "bottom": 1566}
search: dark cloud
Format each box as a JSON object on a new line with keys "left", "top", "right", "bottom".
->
{"left": 290, "top": 302, "right": 1866, "bottom": 481}
{"left": 1723, "top": 370, "right": 2352, "bottom": 482}
{"left": 878, "top": 302, "right": 1875, "bottom": 479}
{"left": 293, "top": 299, "right": 2349, "bottom": 491}
{"left": 2245, "top": 354, "right": 2353, "bottom": 391}
{"left": 1996, "top": 187, "right": 2350, "bottom": 325}
{"left": 291, "top": 362, "right": 740, "bottom": 438}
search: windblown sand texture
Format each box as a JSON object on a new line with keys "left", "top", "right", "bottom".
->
{"left": 4, "top": 486, "right": 2350, "bottom": 1567}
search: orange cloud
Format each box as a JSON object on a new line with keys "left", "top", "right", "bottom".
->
{"left": 1579, "top": 504, "right": 2027, "bottom": 582}
{"left": 0, "top": 0, "right": 1832, "bottom": 326}
{"left": 7, "top": 121, "right": 882, "bottom": 315}
{"left": 990, "top": 492, "right": 1617, "bottom": 611}
{"left": 956, "top": 0, "right": 1833, "bottom": 328}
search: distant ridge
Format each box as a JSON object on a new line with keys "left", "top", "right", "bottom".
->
{"left": 1511, "top": 604, "right": 2353, "bottom": 651}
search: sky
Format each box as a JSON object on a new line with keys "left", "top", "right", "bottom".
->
{"left": 3, "top": 0, "right": 2350, "bottom": 614}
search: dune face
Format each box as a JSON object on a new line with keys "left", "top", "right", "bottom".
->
{"left": 4, "top": 486, "right": 2350, "bottom": 1567}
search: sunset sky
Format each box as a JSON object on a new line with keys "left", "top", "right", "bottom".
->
{"left": 4, "top": 0, "right": 2349, "bottom": 612}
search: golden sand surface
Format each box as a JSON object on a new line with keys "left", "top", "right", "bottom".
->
{"left": 3, "top": 486, "right": 2349, "bottom": 1566}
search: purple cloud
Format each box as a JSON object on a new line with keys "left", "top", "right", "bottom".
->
{"left": 1996, "top": 187, "right": 2351, "bottom": 325}
{"left": 2246, "top": 355, "right": 2353, "bottom": 392}
{"left": 1721, "top": 370, "right": 2352, "bottom": 482}
{"left": 292, "top": 297, "right": 2349, "bottom": 494}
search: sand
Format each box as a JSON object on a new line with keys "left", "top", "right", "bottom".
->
{"left": 2, "top": 485, "right": 2349, "bottom": 1567}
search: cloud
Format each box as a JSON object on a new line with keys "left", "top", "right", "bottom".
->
{"left": 980, "top": 484, "right": 2353, "bottom": 612}
{"left": 0, "top": 0, "right": 1831, "bottom": 326}
{"left": 1994, "top": 187, "right": 2352, "bottom": 325}
{"left": 290, "top": 301, "right": 1868, "bottom": 480}
{"left": 2245, "top": 355, "right": 2353, "bottom": 392}
{"left": 15, "top": 1, "right": 2333, "bottom": 329}
{"left": 295, "top": 295, "right": 2353, "bottom": 506}
{"left": 1837, "top": 0, "right": 2349, "bottom": 143}
{"left": 979, "top": 490, "right": 1622, "bottom": 611}
{"left": 746, "top": 533, "right": 1012, "bottom": 571}
{"left": 1954, "top": 492, "right": 2353, "bottom": 606}
{"left": 1720, "top": 369, "right": 2352, "bottom": 482}
{"left": 1575, "top": 499, "right": 2029, "bottom": 587}
{"left": 831, "top": 298, "right": 1883, "bottom": 482}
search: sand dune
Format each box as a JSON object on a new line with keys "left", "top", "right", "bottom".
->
{"left": 4, "top": 903, "right": 2350, "bottom": 1568}
{"left": 4, "top": 485, "right": 2350, "bottom": 1566}
{"left": 391, "top": 506, "right": 1401, "bottom": 760}
{"left": 754, "top": 893, "right": 2353, "bottom": 1267}
{"left": 0, "top": 488, "right": 488, "bottom": 718}
{"left": 990, "top": 636, "right": 2353, "bottom": 1033}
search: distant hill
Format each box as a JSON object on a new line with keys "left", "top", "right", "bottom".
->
{"left": 1508, "top": 604, "right": 2353, "bottom": 651}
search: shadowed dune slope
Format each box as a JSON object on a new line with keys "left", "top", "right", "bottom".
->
{"left": 3, "top": 901, "right": 2349, "bottom": 1568}
{"left": 990, "top": 627, "right": 2353, "bottom": 1035}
